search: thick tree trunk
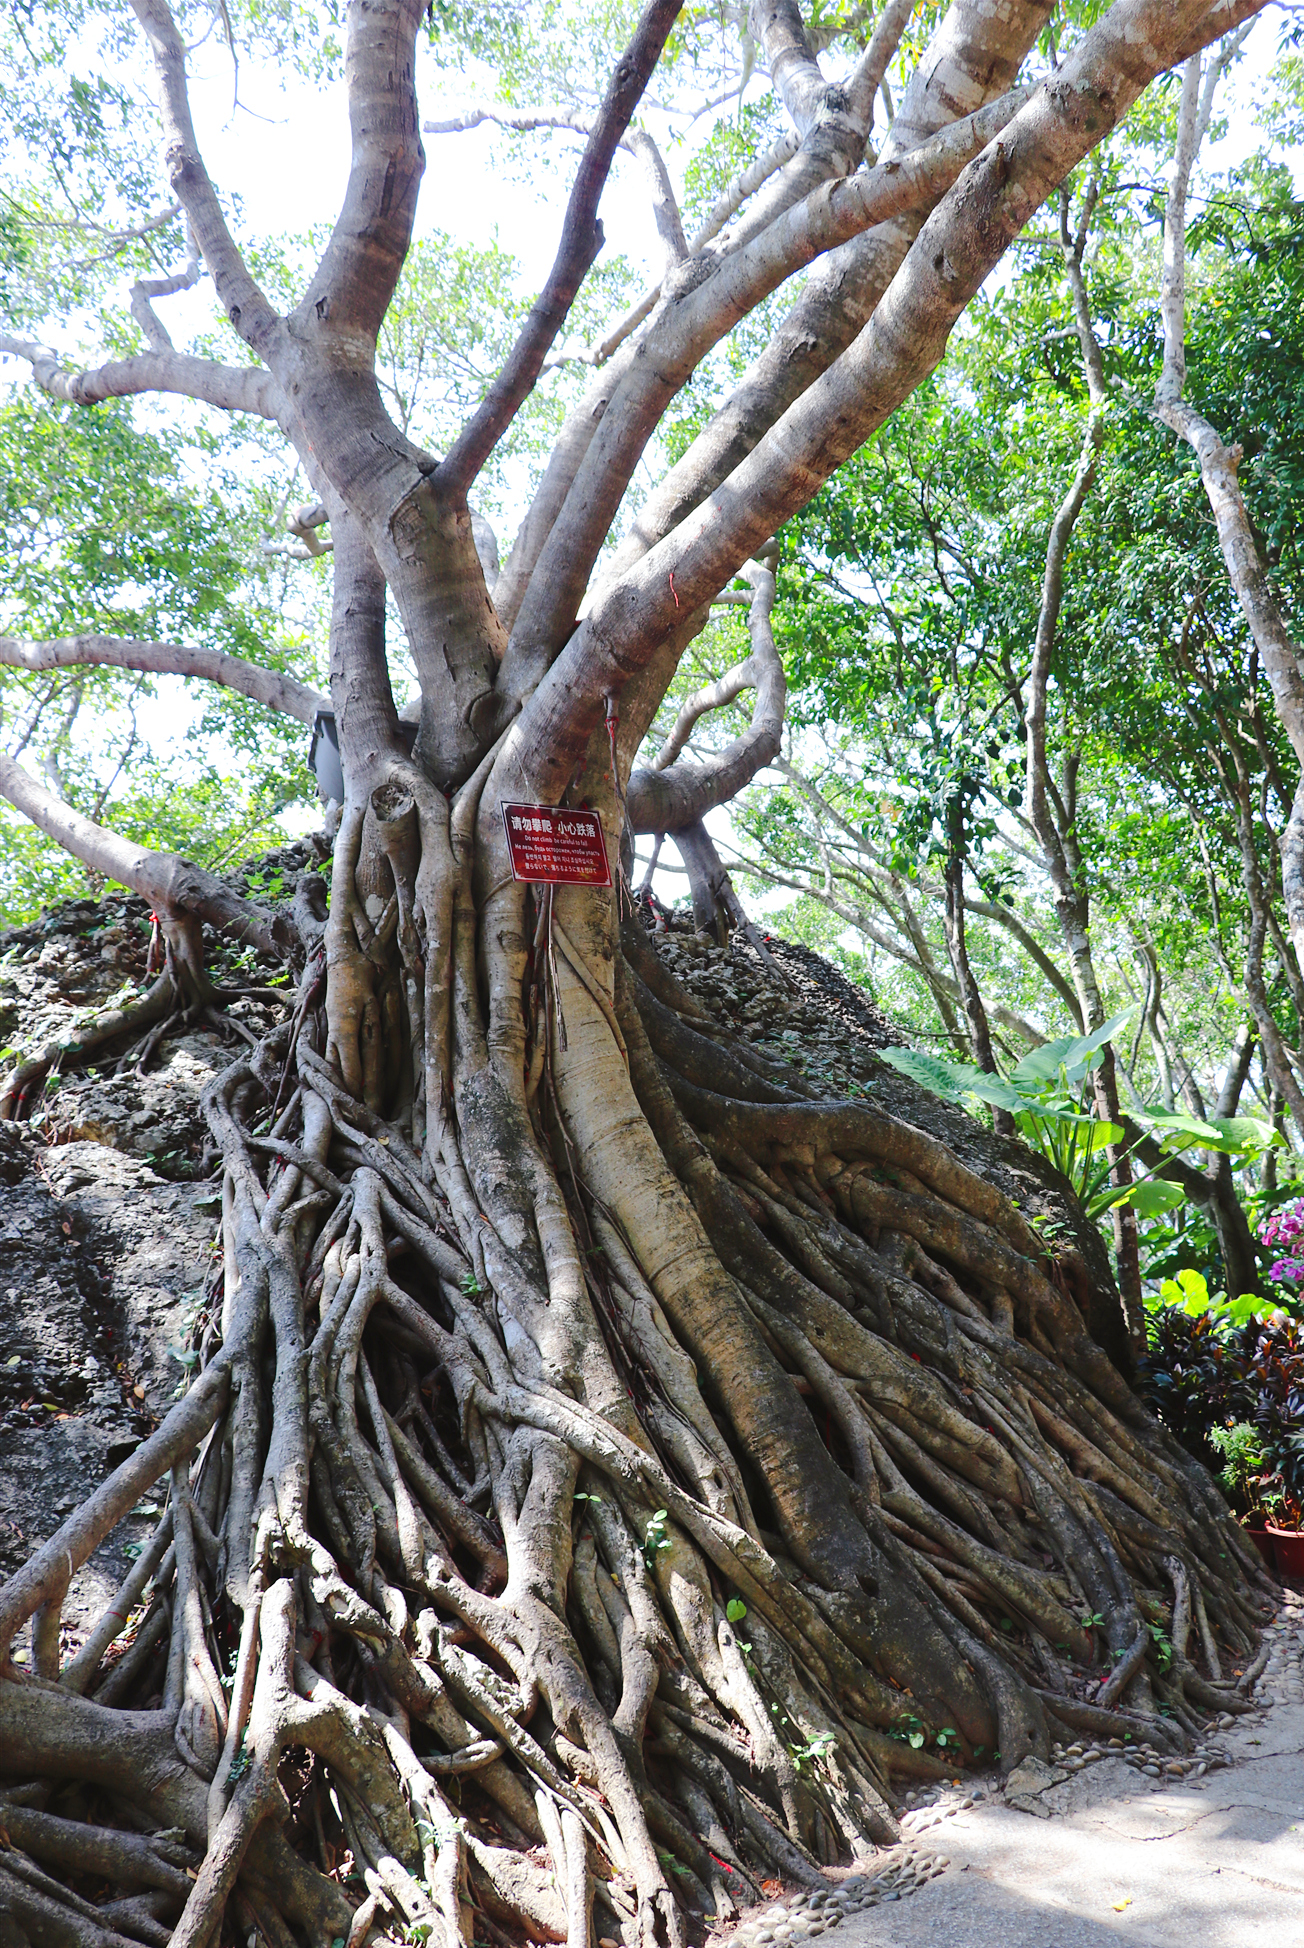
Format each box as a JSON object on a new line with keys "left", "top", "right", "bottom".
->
{"left": 0, "top": 792, "right": 1272, "bottom": 1943}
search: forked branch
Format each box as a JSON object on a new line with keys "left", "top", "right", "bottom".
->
{"left": 436, "top": 0, "right": 687, "bottom": 492}
{"left": 627, "top": 561, "right": 786, "bottom": 833}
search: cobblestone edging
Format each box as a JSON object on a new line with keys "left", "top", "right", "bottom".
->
{"left": 717, "top": 1847, "right": 952, "bottom": 1947}
{"left": 713, "top": 1588, "right": 1302, "bottom": 1947}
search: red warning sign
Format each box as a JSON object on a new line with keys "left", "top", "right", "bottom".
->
{"left": 501, "top": 802, "right": 612, "bottom": 887}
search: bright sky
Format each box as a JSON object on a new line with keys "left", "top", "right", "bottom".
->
{"left": 160, "top": 33, "right": 712, "bottom": 357}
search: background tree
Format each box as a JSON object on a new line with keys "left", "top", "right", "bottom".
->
{"left": 717, "top": 38, "right": 1304, "bottom": 1314}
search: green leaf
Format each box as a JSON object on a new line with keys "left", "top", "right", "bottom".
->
{"left": 1010, "top": 1008, "right": 1137, "bottom": 1084}
{"left": 726, "top": 1597, "right": 747, "bottom": 1623}
{"left": 1140, "top": 1109, "right": 1235, "bottom": 1152}
{"left": 878, "top": 1045, "right": 1026, "bottom": 1113}
{"left": 959, "top": 1071, "right": 1033, "bottom": 1113}
{"left": 1159, "top": 1268, "right": 1212, "bottom": 1316}
{"left": 877, "top": 1046, "right": 971, "bottom": 1101}
{"left": 1208, "top": 1114, "right": 1283, "bottom": 1152}
{"left": 1121, "top": 1177, "right": 1187, "bottom": 1217}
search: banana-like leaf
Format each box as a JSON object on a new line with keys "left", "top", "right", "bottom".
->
{"left": 881, "top": 1046, "right": 1069, "bottom": 1117}
{"left": 1140, "top": 1109, "right": 1280, "bottom": 1156}
{"left": 876, "top": 1046, "right": 970, "bottom": 1101}
{"left": 877, "top": 1046, "right": 1027, "bottom": 1109}
{"left": 1208, "top": 1114, "right": 1283, "bottom": 1151}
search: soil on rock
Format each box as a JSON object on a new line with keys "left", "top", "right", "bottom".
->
{"left": 0, "top": 1123, "right": 217, "bottom": 1660}
{"left": 0, "top": 840, "right": 319, "bottom": 1171}
{"left": 0, "top": 851, "right": 318, "bottom": 1663}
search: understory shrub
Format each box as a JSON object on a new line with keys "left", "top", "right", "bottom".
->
{"left": 1138, "top": 1299, "right": 1304, "bottom": 1526}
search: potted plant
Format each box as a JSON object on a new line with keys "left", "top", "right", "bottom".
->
{"left": 1239, "top": 1299, "right": 1304, "bottom": 1579}
{"left": 1210, "top": 1422, "right": 1277, "bottom": 1568}
{"left": 1262, "top": 1484, "right": 1304, "bottom": 1579}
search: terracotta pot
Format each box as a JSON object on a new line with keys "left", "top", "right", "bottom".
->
{"left": 1242, "top": 1524, "right": 1275, "bottom": 1568}
{"left": 1266, "top": 1525, "right": 1304, "bottom": 1579}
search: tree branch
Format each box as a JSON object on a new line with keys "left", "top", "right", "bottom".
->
{"left": 296, "top": 0, "right": 428, "bottom": 345}
{"left": 0, "top": 636, "right": 327, "bottom": 725}
{"left": 130, "top": 217, "right": 201, "bottom": 351}
{"left": 499, "top": 83, "right": 1030, "bottom": 707}
{"left": 750, "top": 0, "right": 828, "bottom": 139}
{"left": 0, "top": 748, "right": 294, "bottom": 960}
{"left": 708, "top": 0, "right": 916, "bottom": 266}
{"left": 626, "top": 562, "right": 785, "bottom": 831}
{"left": 511, "top": 0, "right": 1251, "bottom": 821}
{"left": 0, "top": 333, "right": 283, "bottom": 417}
{"left": 715, "top": 838, "right": 1048, "bottom": 1047}
{"left": 627, "top": 127, "right": 690, "bottom": 270}
{"left": 773, "top": 751, "right": 1087, "bottom": 1027}
{"left": 423, "top": 104, "right": 597, "bottom": 137}
{"left": 1149, "top": 31, "right": 1304, "bottom": 971}
{"left": 435, "top": 0, "right": 686, "bottom": 494}
{"left": 128, "top": 0, "right": 280, "bottom": 356}
{"left": 845, "top": 0, "right": 917, "bottom": 131}
{"left": 587, "top": 0, "right": 1057, "bottom": 601}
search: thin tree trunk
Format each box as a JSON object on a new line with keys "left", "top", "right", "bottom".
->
{"left": 1154, "top": 44, "right": 1304, "bottom": 971}
{"left": 1024, "top": 411, "right": 1143, "bottom": 1344}
{"left": 941, "top": 798, "right": 1013, "bottom": 1134}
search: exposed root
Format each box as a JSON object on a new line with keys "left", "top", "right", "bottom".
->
{"left": 0, "top": 821, "right": 1274, "bottom": 1948}
{"left": 0, "top": 969, "right": 180, "bottom": 1120}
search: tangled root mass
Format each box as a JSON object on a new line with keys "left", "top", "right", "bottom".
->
{"left": 0, "top": 841, "right": 1273, "bottom": 1948}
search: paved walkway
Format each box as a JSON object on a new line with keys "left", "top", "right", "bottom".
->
{"left": 837, "top": 1593, "right": 1304, "bottom": 1948}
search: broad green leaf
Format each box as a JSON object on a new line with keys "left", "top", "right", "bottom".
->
{"left": 1121, "top": 1178, "right": 1187, "bottom": 1217}
{"left": 1010, "top": 1009, "right": 1137, "bottom": 1084}
{"left": 957, "top": 1072, "right": 1032, "bottom": 1113}
{"left": 879, "top": 1046, "right": 1030, "bottom": 1114}
{"left": 1140, "top": 1109, "right": 1244, "bottom": 1154}
{"left": 1009, "top": 1036, "right": 1084, "bottom": 1084}
{"left": 1207, "top": 1115, "right": 1283, "bottom": 1152}
{"left": 878, "top": 1046, "right": 969, "bottom": 1100}
{"left": 1159, "top": 1269, "right": 1211, "bottom": 1315}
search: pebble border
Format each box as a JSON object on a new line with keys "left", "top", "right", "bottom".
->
{"left": 718, "top": 1849, "right": 951, "bottom": 1948}
{"left": 714, "top": 1590, "right": 1302, "bottom": 1947}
